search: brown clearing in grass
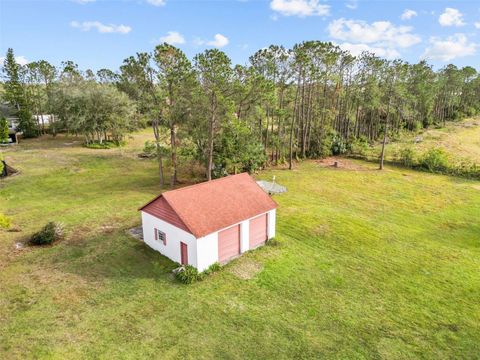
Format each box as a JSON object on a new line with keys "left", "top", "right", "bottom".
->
{"left": 316, "top": 157, "right": 373, "bottom": 171}
{"left": 228, "top": 257, "right": 263, "bottom": 280}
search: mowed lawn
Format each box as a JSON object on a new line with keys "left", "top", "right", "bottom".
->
{"left": 1, "top": 133, "right": 480, "bottom": 359}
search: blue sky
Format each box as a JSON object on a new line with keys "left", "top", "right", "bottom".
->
{"left": 1, "top": 0, "right": 479, "bottom": 71}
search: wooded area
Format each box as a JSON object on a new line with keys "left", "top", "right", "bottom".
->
{"left": 2, "top": 43, "right": 479, "bottom": 184}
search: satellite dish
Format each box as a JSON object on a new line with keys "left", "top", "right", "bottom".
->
{"left": 256, "top": 180, "right": 286, "bottom": 195}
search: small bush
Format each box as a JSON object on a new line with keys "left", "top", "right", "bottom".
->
{"left": 175, "top": 263, "right": 222, "bottom": 284}
{"left": 266, "top": 237, "right": 280, "bottom": 247}
{"left": 349, "top": 137, "right": 370, "bottom": 158}
{"left": 203, "top": 262, "right": 221, "bottom": 275}
{"left": 420, "top": 148, "right": 450, "bottom": 173}
{"left": 175, "top": 265, "right": 202, "bottom": 284}
{"left": 139, "top": 141, "right": 169, "bottom": 158}
{"left": 141, "top": 140, "right": 157, "bottom": 157}
{"left": 0, "top": 213, "right": 11, "bottom": 229}
{"left": 399, "top": 147, "right": 417, "bottom": 167}
{"left": 30, "top": 222, "right": 64, "bottom": 245}
{"left": 331, "top": 134, "right": 347, "bottom": 155}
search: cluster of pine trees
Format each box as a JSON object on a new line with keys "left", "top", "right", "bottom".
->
{"left": 1, "top": 42, "right": 479, "bottom": 184}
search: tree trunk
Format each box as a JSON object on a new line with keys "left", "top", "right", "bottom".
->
{"left": 207, "top": 94, "right": 216, "bottom": 181}
{"left": 289, "top": 69, "right": 302, "bottom": 170}
{"left": 379, "top": 101, "right": 391, "bottom": 170}
{"left": 152, "top": 119, "right": 165, "bottom": 187}
{"left": 170, "top": 124, "right": 177, "bottom": 187}
{"left": 288, "top": 115, "right": 295, "bottom": 170}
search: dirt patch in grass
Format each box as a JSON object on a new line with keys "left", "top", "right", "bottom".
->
{"left": 126, "top": 226, "right": 143, "bottom": 240}
{"left": 66, "top": 225, "right": 92, "bottom": 246}
{"left": 314, "top": 223, "right": 330, "bottom": 236}
{"left": 228, "top": 258, "right": 263, "bottom": 280}
{"left": 316, "top": 157, "right": 372, "bottom": 171}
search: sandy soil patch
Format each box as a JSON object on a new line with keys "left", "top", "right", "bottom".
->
{"left": 316, "top": 157, "right": 371, "bottom": 171}
{"left": 228, "top": 258, "right": 263, "bottom": 280}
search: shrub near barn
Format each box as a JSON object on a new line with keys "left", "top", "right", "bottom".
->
{"left": 30, "top": 222, "right": 64, "bottom": 245}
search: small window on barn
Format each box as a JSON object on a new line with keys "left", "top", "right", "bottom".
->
{"left": 155, "top": 229, "right": 167, "bottom": 245}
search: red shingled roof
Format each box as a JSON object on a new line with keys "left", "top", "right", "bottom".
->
{"left": 139, "top": 173, "right": 277, "bottom": 238}
{"left": 141, "top": 196, "right": 190, "bottom": 233}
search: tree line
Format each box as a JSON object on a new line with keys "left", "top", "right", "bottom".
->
{"left": 1, "top": 43, "right": 479, "bottom": 185}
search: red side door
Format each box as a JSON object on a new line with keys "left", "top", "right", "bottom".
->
{"left": 180, "top": 242, "right": 188, "bottom": 265}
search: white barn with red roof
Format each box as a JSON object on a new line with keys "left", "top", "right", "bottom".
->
{"left": 139, "top": 173, "right": 277, "bottom": 271}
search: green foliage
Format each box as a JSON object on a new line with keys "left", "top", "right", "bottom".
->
{"left": 51, "top": 81, "right": 136, "bottom": 143}
{"left": 139, "top": 140, "right": 170, "bottom": 158}
{"left": 348, "top": 136, "right": 370, "bottom": 158}
{"left": 213, "top": 119, "right": 266, "bottom": 177}
{"left": 331, "top": 133, "right": 347, "bottom": 155}
{"left": 142, "top": 140, "right": 156, "bottom": 157}
{"left": 0, "top": 213, "right": 11, "bottom": 229}
{"left": 175, "top": 262, "right": 222, "bottom": 284}
{"left": 84, "top": 140, "right": 125, "bottom": 149}
{"left": 174, "top": 265, "right": 202, "bottom": 284}
{"left": 420, "top": 148, "right": 450, "bottom": 173}
{"left": 17, "top": 108, "right": 38, "bottom": 138}
{"left": 2, "top": 48, "right": 38, "bottom": 138}
{"left": 0, "top": 117, "right": 9, "bottom": 143}
{"left": 203, "top": 262, "right": 221, "bottom": 275}
{"left": 399, "top": 147, "right": 417, "bottom": 167}
{"left": 308, "top": 129, "right": 334, "bottom": 158}
{"left": 30, "top": 221, "right": 64, "bottom": 245}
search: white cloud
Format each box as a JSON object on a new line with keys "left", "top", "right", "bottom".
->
{"left": 0, "top": 56, "right": 29, "bottom": 66}
{"left": 158, "top": 31, "right": 185, "bottom": 45}
{"left": 438, "top": 8, "right": 465, "bottom": 27}
{"left": 337, "top": 42, "right": 400, "bottom": 59}
{"left": 73, "top": 0, "right": 96, "bottom": 4}
{"left": 328, "top": 18, "right": 421, "bottom": 48}
{"left": 270, "top": 0, "right": 330, "bottom": 17}
{"left": 401, "top": 9, "right": 417, "bottom": 20}
{"left": 197, "top": 33, "right": 229, "bottom": 48}
{"left": 475, "top": 22, "right": 480, "bottom": 29}
{"left": 345, "top": 0, "right": 357, "bottom": 10}
{"left": 194, "top": 33, "right": 229, "bottom": 48}
{"left": 70, "top": 21, "right": 131, "bottom": 34}
{"left": 328, "top": 18, "right": 421, "bottom": 60}
{"left": 146, "top": 0, "right": 166, "bottom": 6}
{"left": 422, "top": 34, "right": 476, "bottom": 61}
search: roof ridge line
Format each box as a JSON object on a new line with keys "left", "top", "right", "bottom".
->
{"left": 161, "top": 173, "right": 248, "bottom": 196}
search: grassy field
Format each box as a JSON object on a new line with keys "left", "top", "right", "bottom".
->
{"left": 1, "top": 130, "right": 480, "bottom": 359}
{"left": 379, "top": 117, "right": 480, "bottom": 164}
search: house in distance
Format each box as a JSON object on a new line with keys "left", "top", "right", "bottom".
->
{"left": 139, "top": 173, "right": 277, "bottom": 271}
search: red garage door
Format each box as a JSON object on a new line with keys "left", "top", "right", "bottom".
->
{"left": 249, "top": 213, "right": 268, "bottom": 249}
{"left": 218, "top": 224, "right": 240, "bottom": 263}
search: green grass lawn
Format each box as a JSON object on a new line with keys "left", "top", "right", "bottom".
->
{"left": 1, "top": 132, "right": 480, "bottom": 359}
{"left": 377, "top": 117, "right": 480, "bottom": 165}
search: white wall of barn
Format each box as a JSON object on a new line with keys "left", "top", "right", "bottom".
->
{"left": 141, "top": 208, "right": 277, "bottom": 272}
{"left": 196, "top": 232, "right": 219, "bottom": 271}
{"left": 267, "top": 209, "right": 276, "bottom": 239}
{"left": 141, "top": 211, "right": 197, "bottom": 268}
